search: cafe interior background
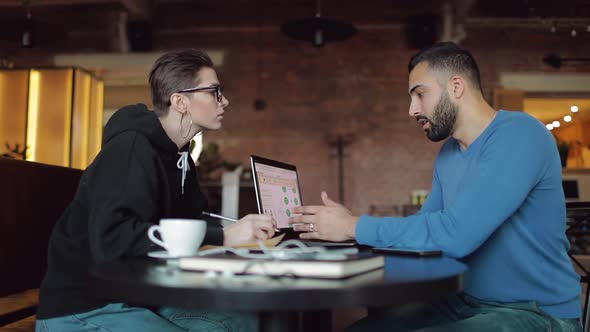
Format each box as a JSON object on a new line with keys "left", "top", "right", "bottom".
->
{"left": 1, "top": 0, "right": 590, "bottom": 218}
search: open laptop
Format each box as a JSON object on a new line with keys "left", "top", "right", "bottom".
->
{"left": 250, "top": 155, "right": 356, "bottom": 247}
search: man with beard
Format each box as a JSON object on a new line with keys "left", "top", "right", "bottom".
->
{"left": 289, "top": 42, "right": 582, "bottom": 331}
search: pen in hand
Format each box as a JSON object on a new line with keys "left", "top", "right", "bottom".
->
{"left": 203, "top": 211, "right": 282, "bottom": 233}
{"left": 202, "top": 211, "right": 238, "bottom": 223}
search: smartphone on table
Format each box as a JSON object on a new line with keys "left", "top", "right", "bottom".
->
{"left": 372, "top": 247, "right": 442, "bottom": 257}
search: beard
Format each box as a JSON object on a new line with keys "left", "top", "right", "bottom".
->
{"left": 422, "top": 92, "right": 458, "bottom": 142}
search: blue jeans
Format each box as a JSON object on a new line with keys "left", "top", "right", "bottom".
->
{"left": 35, "top": 303, "right": 257, "bottom": 332}
{"left": 347, "top": 294, "right": 582, "bottom": 332}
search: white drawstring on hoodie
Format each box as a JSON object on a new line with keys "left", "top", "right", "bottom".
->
{"left": 176, "top": 151, "right": 190, "bottom": 194}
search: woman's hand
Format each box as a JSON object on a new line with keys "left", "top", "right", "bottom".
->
{"left": 223, "top": 214, "right": 276, "bottom": 247}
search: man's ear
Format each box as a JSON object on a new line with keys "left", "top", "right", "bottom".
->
{"left": 169, "top": 93, "right": 187, "bottom": 114}
{"left": 448, "top": 75, "right": 465, "bottom": 99}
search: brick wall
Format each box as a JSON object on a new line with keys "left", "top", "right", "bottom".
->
{"left": 157, "top": 26, "right": 590, "bottom": 214}
{"left": 2, "top": 16, "right": 590, "bottom": 215}
{"left": 155, "top": 29, "right": 442, "bottom": 213}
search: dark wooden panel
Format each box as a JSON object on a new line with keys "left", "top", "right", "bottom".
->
{"left": 0, "top": 158, "right": 82, "bottom": 297}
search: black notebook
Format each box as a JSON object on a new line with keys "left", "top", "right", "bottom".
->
{"left": 178, "top": 252, "right": 384, "bottom": 279}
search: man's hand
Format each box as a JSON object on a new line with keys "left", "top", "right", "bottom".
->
{"left": 289, "top": 191, "right": 359, "bottom": 242}
{"left": 223, "top": 214, "right": 276, "bottom": 247}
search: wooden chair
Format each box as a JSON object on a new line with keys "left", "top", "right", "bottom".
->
{"left": 566, "top": 202, "right": 590, "bottom": 331}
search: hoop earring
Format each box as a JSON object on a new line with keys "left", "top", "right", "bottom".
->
{"left": 180, "top": 111, "right": 193, "bottom": 139}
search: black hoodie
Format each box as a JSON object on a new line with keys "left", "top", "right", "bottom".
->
{"left": 37, "top": 104, "right": 224, "bottom": 319}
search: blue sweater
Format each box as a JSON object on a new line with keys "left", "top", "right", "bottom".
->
{"left": 356, "top": 110, "right": 581, "bottom": 318}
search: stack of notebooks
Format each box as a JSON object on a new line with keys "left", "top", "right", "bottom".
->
{"left": 178, "top": 252, "right": 384, "bottom": 279}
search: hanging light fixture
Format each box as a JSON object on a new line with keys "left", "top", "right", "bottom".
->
{"left": 21, "top": 0, "right": 35, "bottom": 48}
{"left": 281, "top": 0, "right": 356, "bottom": 47}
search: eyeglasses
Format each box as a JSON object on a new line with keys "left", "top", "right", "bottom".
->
{"left": 177, "top": 84, "right": 224, "bottom": 103}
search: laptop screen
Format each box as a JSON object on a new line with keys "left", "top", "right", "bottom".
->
{"left": 250, "top": 155, "right": 303, "bottom": 229}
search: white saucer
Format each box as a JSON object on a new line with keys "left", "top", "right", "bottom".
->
{"left": 147, "top": 251, "right": 181, "bottom": 259}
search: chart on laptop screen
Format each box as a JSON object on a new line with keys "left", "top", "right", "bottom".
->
{"left": 253, "top": 162, "right": 302, "bottom": 228}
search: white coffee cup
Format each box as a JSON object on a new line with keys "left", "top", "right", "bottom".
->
{"left": 147, "top": 219, "right": 206, "bottom": 257}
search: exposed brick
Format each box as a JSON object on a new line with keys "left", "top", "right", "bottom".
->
{"left": 2, "top": 18, "right": 590, "bottom": 216}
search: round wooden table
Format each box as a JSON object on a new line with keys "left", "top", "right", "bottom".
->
{"left": 90, "top": 255, "right": 466, "bottom": 332}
